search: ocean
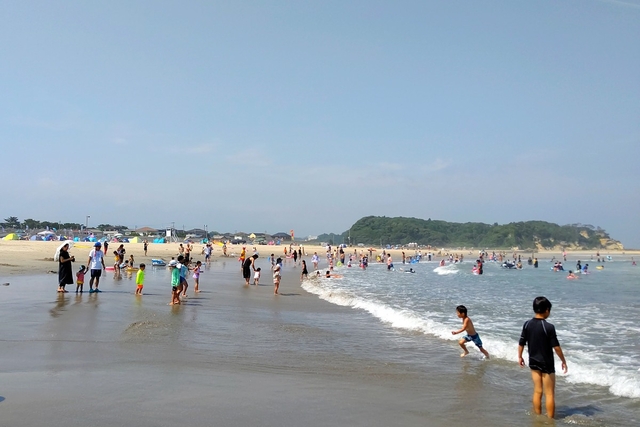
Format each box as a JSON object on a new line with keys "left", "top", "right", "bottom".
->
{"left": 301, "top": 256, "right": 640, "bottom": 425}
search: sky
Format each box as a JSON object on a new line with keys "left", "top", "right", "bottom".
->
{"left": 1, "top": 0, "right": 638, "bottom": 246}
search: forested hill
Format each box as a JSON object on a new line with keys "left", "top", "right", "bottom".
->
{"left": 317, "top": 216, "right": 623, "bottom": 250}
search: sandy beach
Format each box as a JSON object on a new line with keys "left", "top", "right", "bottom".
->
{"left": 1, "top": 241, "right": 639, "bottom": 426}
{"left": 0, "top": 240, "right": 637, "bottom": 277}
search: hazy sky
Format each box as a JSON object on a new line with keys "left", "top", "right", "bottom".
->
{"left": 1, "top": 1, "right": 638, "bottom": 246}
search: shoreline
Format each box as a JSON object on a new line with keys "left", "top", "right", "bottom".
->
{"left": 1, "top": 240, "right": 637, "bottom": 277}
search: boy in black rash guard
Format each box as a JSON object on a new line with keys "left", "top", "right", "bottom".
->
{"left": 517, "top": 296, "right": 568, "bottom": 419}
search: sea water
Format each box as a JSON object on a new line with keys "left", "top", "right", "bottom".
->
{"left": 302, "top": 258, "right": 640, "bottom": 424}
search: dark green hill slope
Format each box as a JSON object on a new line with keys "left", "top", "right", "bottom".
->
{"left": 317, "top": 216, "right": 622, "bottom": 250}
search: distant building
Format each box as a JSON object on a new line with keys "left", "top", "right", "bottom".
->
{"left": 272, "top": 232, "right": 291, "bottom": 241}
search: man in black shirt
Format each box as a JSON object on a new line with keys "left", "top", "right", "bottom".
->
{"left": 518, "top": 296, "right": 568, "bottom": 419}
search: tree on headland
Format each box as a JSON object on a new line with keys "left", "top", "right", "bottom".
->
{"left": 317, "top": 216, "right": 621, "bottom": 250}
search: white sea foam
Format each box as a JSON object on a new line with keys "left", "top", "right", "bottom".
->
{"left": 301, "top": 272, "right": 640, "bottom": 399}
{"left": 433, "top": 265, "right": 459, "bottom": 275}
{"left": 302, "top": 278, "right": 454, "bottom": 340}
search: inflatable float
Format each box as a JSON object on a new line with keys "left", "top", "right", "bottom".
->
{"left": 151, "top": 259, "right": 166, "bottom": 266}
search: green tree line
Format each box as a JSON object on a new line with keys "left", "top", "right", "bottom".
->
{"left": 318, "top": 216, "right": 614, "bottom": 249}
{"left": 2, "top": 217, "right": 127, "bottom": 231}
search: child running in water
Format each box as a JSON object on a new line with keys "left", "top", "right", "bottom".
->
{"left": 135, "top": 263, "right": 145, "bottom": 295}
{"left": 76, "top": 265, "right": 88, "bottom": 293}
{"left": 451, "top": 305, "right": 490, "bottom": 359}
{"left": 192, "top": 260, "right": 202, "bottom": 293}
{"left": 518, "top": 296, "right": 568, "bottom": 419}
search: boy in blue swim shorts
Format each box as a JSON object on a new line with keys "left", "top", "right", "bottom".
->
{"left": 451, "top": 305, "right": 490, "bottom": 359}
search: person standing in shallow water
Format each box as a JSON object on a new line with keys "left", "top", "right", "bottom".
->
{"left": 242, "top": 254, "right": 258, "bottom": 286}
{"left": 273, "top": 258, "right": 282, "bottom": 295}
{"left": 87, "top": 242, "right": 106, "bottom": 293}
{"left": 57, "top": 243, "right": 74, "bottom": 292}
{"left": 518, "top": 296, "right": 568, "bottom": 419}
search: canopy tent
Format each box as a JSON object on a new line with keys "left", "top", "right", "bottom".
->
{"left": 136, "top": 227, "right": 158, "bottom": 234}
{"left": 37, "top": 230, "right": 56, "bottom": 236}
{"left": 3, "top": 233, "right": 19, "bottom": 240}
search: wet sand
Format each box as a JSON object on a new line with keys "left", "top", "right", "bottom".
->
{"left": 1, "top": 248, "right": 636, "bottom": 426}
{"left": 0, "top": 261, "right": 464, "bottom": 427}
